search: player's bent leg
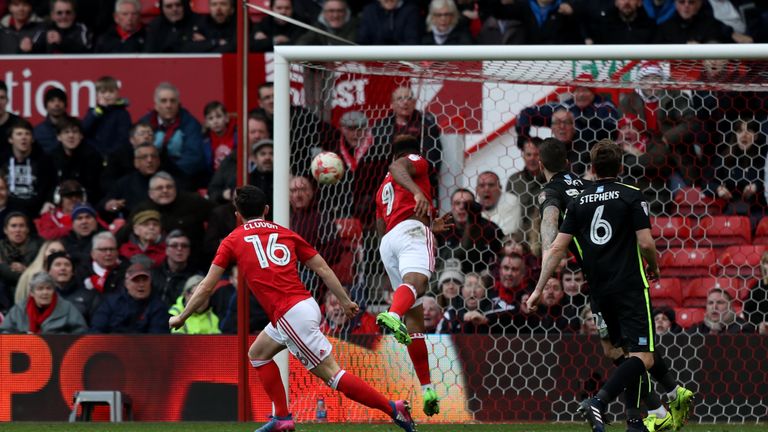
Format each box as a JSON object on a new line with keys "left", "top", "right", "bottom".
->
{"left": 379, "top": 272, "right": 429, "bottom": 346}
{"left": 311, "top": 355, "right": 417, "bottom": 432}
{"left": 250, "top": 330, "right": 293, "bottom": 431}
{"left": 405, "top": 305, "right": 439, "bottom": 417}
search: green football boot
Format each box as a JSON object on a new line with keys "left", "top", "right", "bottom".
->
{"left": 423, "top": 387, "right": 440, "bottom": 417}
{"left": 376, "top": 312, "right": 412, "bottom": 345}
{"left": 643, "top": 412, "right": 674, "bottom": 432}
{"left": 669, "top": 387, "right": 695, "bottom": 430}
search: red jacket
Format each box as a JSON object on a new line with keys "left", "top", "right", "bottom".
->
{"left": 119, "top": 240, "right": 166, "bottom": 268}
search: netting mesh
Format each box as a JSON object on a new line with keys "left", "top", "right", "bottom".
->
{"left": 283, "top": 58, "right": 768, "bottom": 424}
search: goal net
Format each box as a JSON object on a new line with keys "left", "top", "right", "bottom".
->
{"left": 271, "top": 45, "right": 768, "bottom": 425}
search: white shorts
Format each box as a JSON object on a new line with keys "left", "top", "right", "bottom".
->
{"left": 264, "top": 298, "right": 332, "bottom": 370}
{"left": 379, "top": 219, "right": 435, "bottom": 308}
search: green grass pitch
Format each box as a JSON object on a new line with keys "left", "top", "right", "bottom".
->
{"left": 3, "top": 423, "right": 766, "bottom": 432}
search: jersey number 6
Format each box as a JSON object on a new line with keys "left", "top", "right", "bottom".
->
{"left": 590, "top": 205, "right": 613, "bottom": 245}
{"left": 244, "top": 233, "right": 291, "bottom": 268}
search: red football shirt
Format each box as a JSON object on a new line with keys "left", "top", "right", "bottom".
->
{"left": 213, "top": 219, "right": 318, "bottom": 324}
{"left": 375, "top": 154, "right": 434, "bottom": 233}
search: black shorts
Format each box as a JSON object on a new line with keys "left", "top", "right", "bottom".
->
{"left": 590, "top": 288, "right": 655, "bottom": 353}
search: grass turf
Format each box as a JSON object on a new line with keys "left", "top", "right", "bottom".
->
{"left": 2, "top": 423, "right": 766, "bottom": 432}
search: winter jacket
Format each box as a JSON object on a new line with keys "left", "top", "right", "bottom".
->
{"left": 48, "top": 141, "right": 104, "bottom": 204}
{"left": 82, "top": 101, "right": 132, "bottom": 157}
{"left": 36, "top": 21, "right": 91, "bottom": 53}
{"left": 0, "top": 296, "right": 87, "bottom": 334}
{"left": 95, "top": 25, "right": 146, "bottom": 53}
{"left": 168, "top": 294, "right": 220, "bottom": 334}
{"left": 90, "top": 289, "right": 169, "bottom": 334}
{"left": 250, "top": 15, "right": 305, "bottom": 52}
{"left": 138, "top": 108, "right": 207, "bottom": 182}
{"left": 183, "top": 15, "right": 236, "bottom": 53}
{"left": 356, "top": 1, "right": 422, "bottom": 45}
{"left": 144, "top": 9, "right": 202, "bottom": 53}
{"left": 119, "top": 236, "right": 166, "bottom": 268}
{"left": 296, "top": 15, "right": 357, "bottom": 45}
{"left": 151, "top": 261, "right": 198, "bottom": 307}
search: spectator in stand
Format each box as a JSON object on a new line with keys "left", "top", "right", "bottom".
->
{"left": 477, "top": 170, "right": 521, "bottom": 236}
{"left": 372, "top": 87, "right": 442, "bottom": 195}
{"left": 33, "top": 87, "right": 68, "bottom": 154}
{"left": 579, "top": 304, "right": 598, "bottom": 335}
{"left": 36, "top": 0, "right": 91, "bottom": 53}
{"left": 168, "top": 274, "right": 220, "bottom": 334}
{"left": 0, "top": 271, "right": 87, "bottom": 334}
{"left": 0, "top": 0, "right": 43, "bottom": 54}
{"left": 289, "top": 175, "right": 340, "bottom": 256}
{"left": 145, "top": 0, "right": 201, "bottom": 53}
{"left": 0, "top": 176, "right": 25, "bottom": 242}
{"left": 249, "top": 139, "right": 274, "bottom": 216}
{"left": 437, "top": 188, "right": 503, "bottom": 274}
{"left": 101, "top": 142, "right": 161, "bottom": 220}
{"left": 506, "top": 137, "right": 545, "bottom": 252}
{"left": 186, "top": 0, "right": 236, "bottom": 52}
{"left": 34, "top": 179, "right": 86, "bottom": 241}
{"left": 705, "top": 0, "right": 759, "bottom": 43}
{"left": 515, "top": 276, "right": 569, "bottom": 333}
{"left": 0, "top": 212, "right": 42, "bottom": 308}
{"left": 423, "top": 0, "right": 473, "bottom": 45}
{"left": 643, "top": 0, "right": 676, "bottom": 24}
{"left": 0, "top": 81, "right": 22, "bottom": 142}
{"left": 687, "top": 288, "right": 755, "bottom": 334}
{"left": 744, "top": 251, "right": 768, "bottom": 335}
{"left": 48, "top": 116, "right": 103, "bottom": 204}
{"left": 252, "top": 82, "right": 274, "bottom": 128}
{"left": 3, "top": 119, "right": 55, "bottom": 218}
{"left": 251, "top": 0, "right": 303, "bottom": 52}
{"left": 201, "top": 101, "right": 236, "bottom": 174}
{"left": 95, "top": 0, "right": 146, "bottom": 53}
{"left": 90, "top": 262, "right": 169, "bottom": 333}
{"left": 75, "top": 231, "right": 128, "bottom": 295}
{"left": 132, "top": 171, "right": 214, "bottom": 264}
{"left": 13, "top": 239, "right": 64, "bottom": 306}
{"left": 82, "top": 76, "right": 132, "bottom": 159}
{"left": 560, "top": 262, "right": 587, "bottom": 331}
{"left": 119, "top": 210, "right": 166, "bottom": 268}
{"left": 440, "top": 272, "right": 493, "bottom": 334}
{"left": 151, "top": 229, "right": 198, "bottom": 307}
{"left": 356, "top": 0, "right": 422, "bottom": 45}
{"left": 707, "top": 118, "right": 766, "bottom": 229}
{"left": 139, "top": 82, "right": 207, "bottom": 190}
{"left": 101, "top": 122, "right": 155, "bottom": 195}
{"left": 320, "top": 291, "right": 378, "bottom": 336}
{"left": 61, "top": 203, "right": 103, "bottom": 266}
{"left": 654, "top": 0, "right": 727, "bottom": 42}
{"left": 653, "top": 306, "right": 683, "bottom": 335}
{"left": 584, "top": 0, "right": 657, "bottom": 45}
{"left": 435, "top": 263, "right": 463, "bottom": 309}
{"left": 46, "top": 251, "right": 98, "bottom": 324}
{"left": 292, "top": 0, "right": 322, "bottom": 24}
{"left": 489, "top": 252, "right": 531, "bottom": 307}
{"left": 422, "top": 296, "right": 444, "bottom": 333}
{"left": 296, "top": 0, "right": 357, "bottom": 45}
{"left": 516, "top": 87, "right": 620, "bottom": 175}
{"left": 482, "top": 0, "right": 583, "bottom": 44}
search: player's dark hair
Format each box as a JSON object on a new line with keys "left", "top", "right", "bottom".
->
{"left": 539, "top": 138, "right": 568, "bottom": 173}
{"left": 233, "top": 185, "right": 267, "bottom": 219}
{"left": 590, "top": 139, "right": 622, "bottom": 178}
{"left": 392, "top": 134, "right": 420, "bottom": 158}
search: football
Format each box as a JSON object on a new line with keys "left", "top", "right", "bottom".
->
{"left": 310, "top": 151, "right": 345, "bottom": 185}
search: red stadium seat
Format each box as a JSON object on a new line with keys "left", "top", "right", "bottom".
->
{"left": 674, "top": 307, "right": 705, "bottom": 329}
{"left": 717, "top": 245, "right": 768, "bottom": 277}
{"left": 247, "top": 0, "right": 270, "bottom": 22}
{"left": 691, "top": 215, "right": 751, "bottom": 247}
{"left": 682, "top": 277, "right": 743, "bottom": 308}
{"left": 649, "top": 278, "right": 682, "bottom": 308}
{"left": 754, "top": 217, "right": 768, "bottom": 244}
{"left": 190, "top": 0, "right": 209, "bottom": 14}
{"left": 140, "top": 0, "right": 160, "bottom": 24}
{"left": 673, "top": 187, "right": 722, "bottom": 216}
{"left": 651, "top": 216, "right": 690, "bottom": 248}
{"left": 660, "top": 248, "right": 716, "bottom": 278}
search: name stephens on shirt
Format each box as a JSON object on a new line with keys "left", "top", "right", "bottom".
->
{"left": 579, "top": 190, "right": 620, "bottom": 205}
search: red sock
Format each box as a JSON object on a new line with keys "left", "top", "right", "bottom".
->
{"left": 389, "top": 284, "right": 417, "bottom": 316}
{"left": 252, "top": 360, "right": 290, "bottom": 417}
{"left": 333, "top": 370, "right": 393, "bottom": 417}
{"left": 407, "top": 334, "right": 432, "bottom": 386}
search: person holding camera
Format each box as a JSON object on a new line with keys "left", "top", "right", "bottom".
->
{"left": 437, "top": 188, "right": 504, "bottom": 275}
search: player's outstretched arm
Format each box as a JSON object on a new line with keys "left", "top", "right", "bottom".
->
{"left": 527, "top": 232, "right": 572, "bottom": 312}
{"left": 305, "top": 254, "right": 360, "bottom": 318}
{"left": 636, "top": 228, "right": 660, "bottom": 281}
{"left": 389, "top": 157, "right": 429, "bottom": 217}
{"left": 169, "top": 264, "right": 226, "bottom": 329}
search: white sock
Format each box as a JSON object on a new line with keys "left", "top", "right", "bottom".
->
{"left": 421, "top": 384, "right": 434, "bottom": 393}
{"left": 666, "top": 385, "right": 679, "bottom": 402}
{"left": 388, "top": 311, "right": 401, "bottom": 321}
{"left": 649, "top": 406, "right": 668, "bottom": 418}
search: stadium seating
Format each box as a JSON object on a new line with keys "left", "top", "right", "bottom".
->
{"left": 140, "top": 0, "right": 160, "bottom": 24}
{"left": 754, "top": 217, "right": 768, "bottom": 245}
{"left": 672, "top": 187, "right": 722, "bottom": 216}
{"left": 650, "top": 216, "right": 690, "bottom": 248}
{"left": 682, "top": 277, "right": 743, "bottom": 308}
{"left": 659, "top": 248, "right": 717, "bottom": 278}
{"left": 691, "top": 215, "right": 751, "bottom": 247}
{"left": 649, "top": 278, "right": 682, "bottom": 308}
{"left": 716, "top": 245, "right": 767, "bottom": 277}
{"left": 674, "top": 307, "right": 706, "bottom": 329}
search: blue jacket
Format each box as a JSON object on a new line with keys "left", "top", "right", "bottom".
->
{"left": 33, "top": 116, "right": 59, "bottom": 154}
{"left": 139, "top": 108, "right": 207, "bottom": 179}
{"left": 90, "top": 289, "right": 170, "bottom": 334}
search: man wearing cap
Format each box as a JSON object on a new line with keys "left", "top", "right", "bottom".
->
{"left": 90, "top": 262, "right": 170, "bottom": 333}
{"left": 33, "top": 87, "right": 69, "bottom": 153}
{"left": 62, "top": 203, "right": 103, "bottom": 267}
{"left": 34, "top": 179, "right": 87, "bottom": 240}
{"left": 119, "top": 209, "right": 166, "bottom": 267}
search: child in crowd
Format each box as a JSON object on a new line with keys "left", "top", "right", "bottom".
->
{"left": 82, "top": 75, "right": 132, "bottom": 157}
{"left": 202, "top": 101, "right": 236, "bottom": 173}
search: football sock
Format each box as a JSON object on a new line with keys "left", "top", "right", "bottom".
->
{"left": 407, "top": 334, "right": 432, "bottom": 387}
{"left": 596, "top": 356, "right": 646, "bottom": 404}
{"left": 389, "top": 284, "right": 418, "bottom": 317}
{"left": 667, "top": 385, "right": 680, "bottom": 402}
{"left": 649, "top": 351, "right": 678, "bottom": 393}
{"left": 251, "top": 360, "right": 289, "bottom": 417}
{"left": 333, "top": 370, "right": 393, "bottom": 417}
{"left": 625, "top": 372, "right": 648, "bottom": 422}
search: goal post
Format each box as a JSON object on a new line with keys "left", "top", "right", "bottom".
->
{"left": 266, "top": 44, "right": 768, "bottom": 424}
